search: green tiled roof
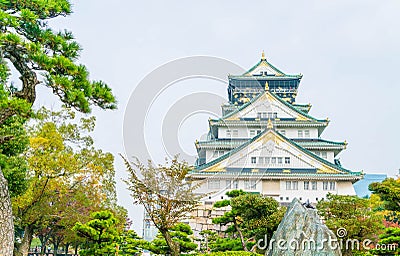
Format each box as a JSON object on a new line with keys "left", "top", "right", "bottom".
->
{"left": 197, "top": 138, "right": 345, "bottom": 151}
{"left": 194, "top": 128, "right": 358, "bottom": 176}
{"left": 189, "top": 172, "right": 362, "bottom": 179}
{"left": 220, "top": 90, "right": 322, "bottom": 122}
{"left": 209, "top": 119, "right": 328, "bottom": 127}
{"left": 293, "top": 103, "right": 311, "bottom": 113}
{"left": 230, "top": 58, "right": 302, "bottom": 78}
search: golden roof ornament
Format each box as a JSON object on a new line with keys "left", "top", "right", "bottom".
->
{"left": 261, "top": 50, "right": 266, "bottom": 60}
{"left": 265, "top": 81, "right": 269, "bottom": 90}
{"left": 267, "top": 118, "right": 274, "bottom": 129}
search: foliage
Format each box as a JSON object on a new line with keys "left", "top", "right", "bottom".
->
{"left": 369, "top": 178, "right": 400, "bottom": 255}
{"left": 0, "top": 0, "right": 116, "bottom": 254}
{"left": 123, "top": 155, "right": 203, "bottom": 256}
{"left": 118, "top": 230, "right": 149, "bottom": 256}
{"left": 369, "top": 178, "right": 400, "bottom": 213}
{"left": 148, "top": 223, "right": 197, "bottom": 255}
{"left": 73, "top": 210, "right": 119, "bottom": 256}
{"left": 317, "top": 194, "right": 384, "bottom": 255}
{"left": 12, "top": 108, "right": 119, "bottom": 255}
{"left": 212, "top": 190, "right": 284, "bottom": 253}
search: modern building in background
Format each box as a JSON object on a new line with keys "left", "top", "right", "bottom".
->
{"left": 189, "top": 52, "right": 362, "bottom": 206}
{"left": 353, "top": 173, "right": 387, "bottom": 198}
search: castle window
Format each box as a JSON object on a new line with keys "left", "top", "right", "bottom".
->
{"left": 329, "top": 182, "right": 336, "bottom": 190}
{"left": 304, "top": 181, "right": 310, "bottom": 190}
{"left": 245, "top": 180, "right": 256, "bottom": 190}
{"left": 285, "top": 157, "right": 290, "bottom": 164}
{"left": 323, "top": 181, "right": 329, "bottom": 191}
{"left": 226, "top": 130, "right": 231, "bottom": 137}
{"left": 233, "top": 180, "right": 239, "bottom": 189}
{"left": 292, "top": 181, "right": 299, "bottom": 190}
{"left": 232, "top": 130, "right": 239, "bottom": 137}
{"left": 278, "top": 157, "right": 283, "bottom": 164}
{"left": 286, "top": 181, "right": 291, "bottom": 190}
{"left": 271, "top": 157, "right": 277, "bottom": 164}
{"left": 311, "top": 181, "right": 317, "bottom": 190}
{"left": 257, "top": 130, "right": 262, "bottom": 134}
{"left": 226, "top": 180, "right": 232, "bottom": 189}
{"left": 208, "top": 180, "right": 220, "bottom": 189}
{"left": 250, "top": 130, "right": 256, "bottom": 136}
{"left": 259, "top": 157, "right": 264, "bottom": 164}
{"left": 304, "top": 130, "right": 310, "bottom": 138}
{"left": 265, "top": 157, "right": 270, "bottom": 164}
{"left": 251, "top": 157, "right": 257, "bottom": 164}
{"left": 280, "top": 130, "right": 286, "bottom": 135}
{"left": 298, "top": 130, "right": 303, "bottom": 138}
{"left": 321, "top": 152, "right": 327, "bottom": 159}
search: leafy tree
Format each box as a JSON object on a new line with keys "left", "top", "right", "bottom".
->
{"left": 123, "top": 155, "right": 203, "bottom": 256}
{"left": 12, "top": 108, "right": 118, "bottom": 256}
{"left": 0, "top": 1, "right": 116, "bottom": 254}
{"left": 369, "top": 178, "right": 400, "bottom": 255}
{"left": 73, "top": 210, "right": 120, "bottom": 256}
{"left": 119, "top": 230, "right": 149, "bottom": 256}
{"left": 369, "top": 178, "right": 400, "bottom": 213}
{"left": 148, "top": 223, "right": 197, "bottom": 255}
{"left": 317, "top": 194, "right": 384, "bottom": 255}
{"left": 213, "top": 190, "right": 284, "bottom": 252}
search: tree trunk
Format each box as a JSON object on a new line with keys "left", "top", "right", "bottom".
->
{"left": 160, "top": 229, "right": 180, "bottom": 256}
{"left": 64, "top": 243, "right": 69, "bottom": 256}
{"left": 74, "top": 244, "right": 78, "bottom": 255}
{"left": 233, "top": 218, "right": 248, "bottom": 252}
{"left": 14, "top": 225, "right": 34, "bottom": 256}
{"left": 0, "top": 169, "right": 14, "bottom": 256}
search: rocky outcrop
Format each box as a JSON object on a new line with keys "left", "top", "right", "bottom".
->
{"left": 266, "top": 198, "right": 342, "bottom": 256}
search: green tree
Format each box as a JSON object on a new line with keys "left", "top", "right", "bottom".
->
{"left": 369, "top": 178, "right": 400, "bottom": 255}
{"left": 12, "top": 108, "right": 118, "bottom": 256}
{"left": 317, "top": 194, "right": 384, "bottom": 255}
{"left": 73, "top": 210, "right": 120, "bottom": 256}
{"left": 119, "top": 230, "right": 149, "bottom": 256}
{"left": 0, "top": 1, "right": 116, "bottom": 254}
{"left": 212, "top": 190, "right": 284, "bottom": 252}
{"left": 148, "top": 223, "right": 197, "bottom": 255}
{"left": 123, "top": 155, "right": 203, "bottom": 256}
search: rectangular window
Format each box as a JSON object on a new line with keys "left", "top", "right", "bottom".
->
{"left": 323, "top": 181, "right": 328, "bottom": 190}
{"left": 285, "top": 157, "right": 291, "bottom": 164}
{"left": 304, "top": 181, "right": 310, "bottom": 190}
{"left": 251, "top": 157, "right": 257, "bottom": 164}
{"left": 257, "top": 113, "right": 262, "bottom": 119}
{"left": 298, "top": 130, "right": 303, "bottom": 138}
{"left": 257, "top": 130, "right": 262, "bottom": 134}
{"left": 321, "top": 152, "right": 327, "bottom": 159}
{"left": 265, "top": 157, "right": 270, "bottom": 164}
{"left": 329, "top": 181, "right": 336, "bottom": 191}
{"left": 271, "top": 157, "right": 276, "bottom": 164}
{"left": 233, "top": 180, "right": 239, "bottom": 189}
{"left": 226, "top": 130, "right": 231, "bottom": 137}
{"left": 311, "top": 181, "right": 317, "bottom": 190}
{"left": 208, "top": 180, "right": 220, "bottom": 189}
{"left": 262, "top": 112, "right": 267, "bottom": 119}
{"left": 259, "top": 157, "right": 264, "bottom": 164}
{"left": 304, "top": 130, "right": 310, "bottom": 138}
{"left": 226, "top": 180, "right": 232, "bottom": 189}
{"left": 292, "top": 181, "right": 298, "bottom": 190}
{"left": 250, "top": 130, "right": 256, "bottom": 137}
{"left": 286, "top": 181, "right": 291, "bottom": 190}
{"left": 280, "top": 130, "right": 286, "bottom": 136}
{"left": 245, "top": 180, "right": 256, "bottom": 190}
{"left": 232, "top": 130, "right": 239, "bottom": 137}
{"left": 278, "top": 157, "right": 283, "bottom": 164}
{"left": 213, "top": 150, "right": 224, "bottom": 158}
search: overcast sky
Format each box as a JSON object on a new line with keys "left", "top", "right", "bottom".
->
{"left": 33, "top": 0, "right": 400, "bottom": 234}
